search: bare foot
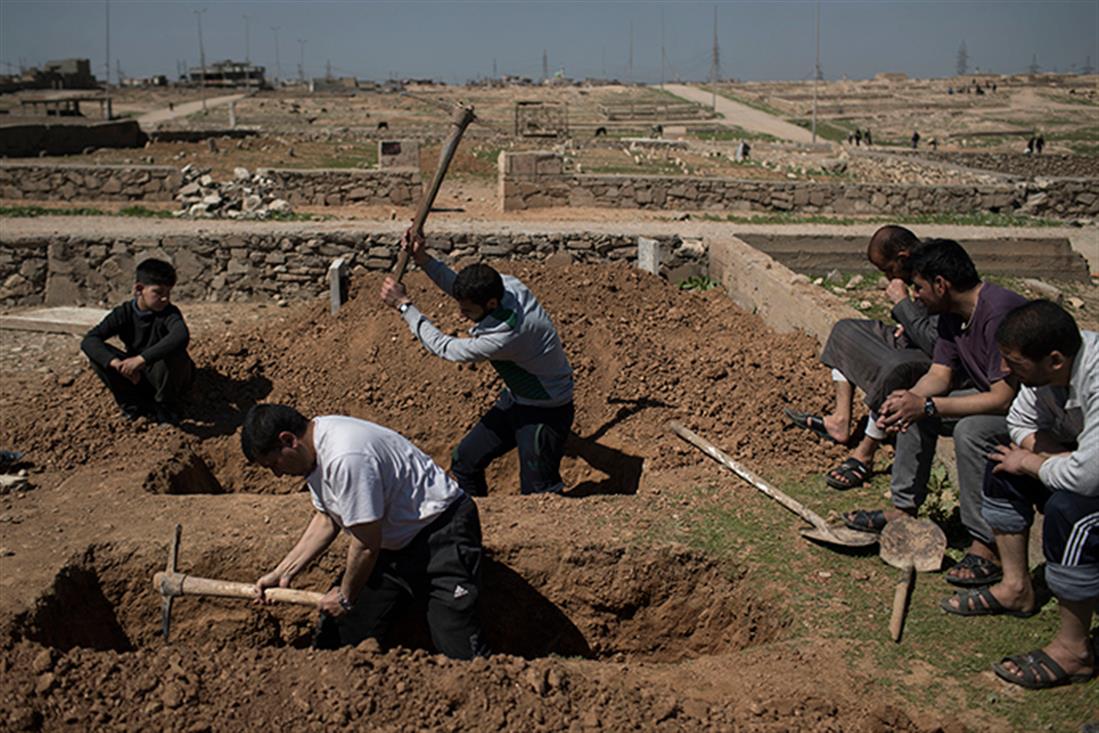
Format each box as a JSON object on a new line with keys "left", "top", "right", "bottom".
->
{"left": 942, "top": 579, "right": 1036, "bottom": 614}
{"left": 997, "top": 638, "right": 1095, "bottom": 684}
{"left": 821, "top": 414, "right": 851, "bottom": 443}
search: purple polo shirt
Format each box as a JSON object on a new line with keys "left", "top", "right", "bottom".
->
{"left": 932, "top": 282, "right": 1028, "bottom": 392}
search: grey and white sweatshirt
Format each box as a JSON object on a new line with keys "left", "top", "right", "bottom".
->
{"left": 1007, "top": 330, "right": 1099, "bottom": 496}
{"left": 400, "top": 258, "right": 574, "bottom": 407}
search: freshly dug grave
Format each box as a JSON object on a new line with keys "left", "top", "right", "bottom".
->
{"left": 0, "top": 543, "right": 938, "bottom": 733}
{"left": 1, "top": 261, "right": 848, "bottom": 495}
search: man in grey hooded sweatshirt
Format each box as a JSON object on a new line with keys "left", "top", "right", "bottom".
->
{"left": 381, "top": 231, "right": 574, "bottom": 497}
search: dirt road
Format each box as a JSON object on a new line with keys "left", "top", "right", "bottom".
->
{"left": 138, "top": 93, "right": 249, "bottom": 130}
{"left": 663, "top": 83, "right": 817, "bottom": 144}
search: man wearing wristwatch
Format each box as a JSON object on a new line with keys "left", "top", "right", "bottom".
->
{"left": 380, "top": 229, "right": 574, "bottom": 497}
{"left": 244, "top": 403, "right": 488, "bottom": 659}
{"left": 843, "top": 241, "right": 1026, "bottom": 592}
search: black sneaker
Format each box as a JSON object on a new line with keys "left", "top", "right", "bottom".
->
{"left": 153, "top": 405, "right": 181, "bottom": 425}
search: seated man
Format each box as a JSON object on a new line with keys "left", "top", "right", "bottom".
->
{"left": 380, "top": 230, "right": 574, "bottom": 496}
{"left": 245, "top": 404, "right": 489, "bottom": 660}
{"left": 843, "top": 241, "right": 1026, "bottom": 573}
{"left": 786, "top": 225, "right": 937, "bottom": 490}
{"left": 942, "top": 301, "right": 1096, "bottom": 689}
{"left": 80, "top": 258, "right": 193, "bottom": 424}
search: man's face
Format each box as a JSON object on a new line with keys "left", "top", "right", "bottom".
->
{"left": 999, "top": 347, "right": 1056, "bottom": 388}
{"left": 457, "top": 298, "right": 497, "bottom": 323}
{"left": 135, "top": 283, "right": 172, "bottom": 312}
{"left": 869, "top": 249, "right": 909, "bottom": 281}
{"left": 911, "top": 274, "right": 948, "bottom": 314}
{"left": 255, "top": 433, "right": 313, "bottom": 477}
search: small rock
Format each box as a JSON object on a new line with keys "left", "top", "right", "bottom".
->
{"left": 162, "top": 682, "right": 185, "bottom": 709}
{"left": 31, "top": 649, "right": 54, "bottom": 674}
{"left": 233, "top": 167, "right": 251, "bottom": 180}
{"left": 857, "top": 300, "right": 873, "bottom": 310}
{"left": 1067, "top": 297, "right": 1084, "bottom": 310}
{"left": 0, "top": 548, "right": 14, "bottom": 557}
{"left": 356, "top": 638, "right": 381, "bottom": 654}
{"left": 34, "top": 672, "right": 55, "bottom": 694}
{"left": 824, "top": 269, "right": 843, "bottom": 284}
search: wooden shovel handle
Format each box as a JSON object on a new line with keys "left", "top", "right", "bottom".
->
{"left": 154, "top": 571, "right": 324, "bottom": 607}
{"left": 668, "top": 421, "right": 834, "bottom": 533}
{"left": 392, "top": 104, "right": 476, "bottom": 283}
{"left": 890, "top": 565, "right": 915, "bottom": 642}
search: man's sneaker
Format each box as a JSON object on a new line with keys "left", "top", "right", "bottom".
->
{"left": 153, "top": 405, "right": 181, "bottom": 425}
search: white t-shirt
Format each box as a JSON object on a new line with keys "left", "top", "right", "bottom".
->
{"left": 306, "top": 416, "right": 462, "bottom": 550}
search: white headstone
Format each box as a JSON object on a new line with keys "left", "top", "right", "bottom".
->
{"left": 637, "top": 237, "right": 662, "bottom": 275}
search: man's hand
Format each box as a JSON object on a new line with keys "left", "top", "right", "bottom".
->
{"left": 111, "top": 356, "right": 144, "bottom": 384}
{"left": 318, "top": 587, "right": 349, "bottom": 618}
{"left": 253, "top": 569, "right": 291, "bottom": 605}
{"left": 885, "top": 278, "right": 909, "bottom": 305}
{"left": 380, "top": 276, "right": 412, "bottom": 309}
{"left": 988, "top": 443, "right": 1040, "bottom": 476}
{"left": 402, "top": 227, "right": 429, "bottom": 267}
{"left": 877, "top": 390, "right": 925, "bottom": 432}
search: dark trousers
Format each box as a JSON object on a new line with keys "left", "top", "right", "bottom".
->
{"left": 451, "top": 396, "right": 574, "bottom": 496}
{"left": 335, "top": 495, "right": 489, "bottom": 660}
{"left": 982, "top": 466, "right": 1099, "bottom": 602}
{"left": 88, "top": 344, "right": 194, "bottom": 416}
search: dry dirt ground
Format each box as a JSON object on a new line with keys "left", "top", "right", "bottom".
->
{"left": 0, "top": 260, "right": 1018, "bottom": 732}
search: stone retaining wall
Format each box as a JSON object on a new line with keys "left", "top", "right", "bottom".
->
{"left": 0, "top": 230, "right": 701, "bottom": 307}
{"left": 258, "top": 168, "right": 421, "bottom": 207}
{"left": 0, "top": 162, "right": 422, "bottom": 208}
{"left": 0, "top": 163, "right": 180, "bottom": 201}
{"left": 499, "top": 151, "right": 1099, "bottom": 219}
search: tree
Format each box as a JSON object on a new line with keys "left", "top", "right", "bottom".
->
{"left": 956, "top": 41, "right": 968, "bottom": 76}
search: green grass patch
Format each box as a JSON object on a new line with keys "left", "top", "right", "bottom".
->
{"left": 788, "top": 117, "right": 851, "bottom": 143}
{"left": 704, "top": 87, "right": 784, "bottom": 117}
{"left": 689, "top": 126, "right": 779, "bottom": 143}
{"left": 0, "top": 205, "right": 107, "bottom": 217}
{"left": 634, "top": 469, "right": 1087, "bottom": 732}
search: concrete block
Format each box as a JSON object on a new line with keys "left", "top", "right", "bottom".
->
{"left": 637, "top": 237, "right": 662, "bottom": 275}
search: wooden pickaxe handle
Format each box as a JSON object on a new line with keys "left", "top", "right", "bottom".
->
{"left": 392, "top": 104, "right": 476, "bottom": 284}
{"left": 155, "top": 570, "right": 323, "bottom": 607}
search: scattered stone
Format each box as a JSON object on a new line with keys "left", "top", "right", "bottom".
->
{"left": 31, "top": 649, "right": 54, "bottom": 674}
{"left": 175, "top": 166, "right": 291, "bottom": 220}
{"left": 1067, "top": 297, "right": 1084, "bottom": 310}
{"left": 846, "top": 274, "right": 864, "bottom": 289}
{"left": 824, "top": 269, "right": 843, "bottom": 284}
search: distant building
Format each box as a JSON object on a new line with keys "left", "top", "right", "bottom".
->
{"left": 121, "top": 75, "right": 169, "bottom": 88}
{"left": 0, "top": 58, "right": 99, "bottom": 93}
{"left": 187, "top": 60, "right": 265, "bottom": 88}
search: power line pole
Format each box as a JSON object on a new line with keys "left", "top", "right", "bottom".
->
{"left": 104, "top": 0, "right": 110, "bottom": 86}
{"left": 710, "top": 5, "right": 720, "bottom": 110}
{"left": 812, "top": 0, "right": 820, "bottom": 144}
{"left": 195, "top": 8, "right": 207, "bottom": 113}
{"left": 243, "top": 15, "right": 251, "bottom": 64}
{"left": 492, "top": 57, "right": 497, "bottom": 78}
{"left": 297, "top": 39, "right": 306, "bottom": 83}
{"left": 628, "top": 20, "right": 633, "bottom": 83}
{"left": 542, "top": 49, "right": 548, "bottom": 81}
{"left": 660, "top": 8, "right": 666, "bottom": 89}
{"left": 271, "top": 26, "right": 281, "bottom": 85}
{"left": 956, "top": 40, "right": 968, "bottom": 76}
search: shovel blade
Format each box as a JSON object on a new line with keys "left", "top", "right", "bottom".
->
{"left": 800, "top": 524, "right": 879, "bottom": 548}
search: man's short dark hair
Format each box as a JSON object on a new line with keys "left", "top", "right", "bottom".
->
{"left": 453, "top": 264, "right": 504, "bottom": 307}
{"left": 867, "top": 225, "right": 919, "bottom": 262}
{"left": 136, "top": 259, "right": 177, "bottom": 288}
{"left": 907, "top": 239, "right": 980, "bottom": 291}
{"left": 996, "top": 299, "right": 1082, "bottom": 360}
{"left": 241, "top": 404, "right": 309, "bottom": 462}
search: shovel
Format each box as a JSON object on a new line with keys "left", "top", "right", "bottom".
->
{"left": 879, "top": 515, "right": 946, "bottom": 642}
{"left": 669, "top": 422, "right": 877, "bottom": 548}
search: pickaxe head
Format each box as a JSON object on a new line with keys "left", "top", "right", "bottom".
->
{"left": 160, "top": 524, "right": 182, "bottom": 642}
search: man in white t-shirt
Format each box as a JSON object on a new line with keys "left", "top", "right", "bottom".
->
{"left": 243, "top": 403, "right": 489, "bottom": 659}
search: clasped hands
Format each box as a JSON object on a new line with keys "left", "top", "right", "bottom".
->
{"left": 109, "top": 355, "right": 146, "bottom": 384}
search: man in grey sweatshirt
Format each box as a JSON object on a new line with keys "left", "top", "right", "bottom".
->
{"left": 381, "top": 232, "right": 574, "bottom": 496}
{"left": 941, "top": 300, "right": 1097, "bottom": 690}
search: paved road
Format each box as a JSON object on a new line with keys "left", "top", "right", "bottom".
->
{"left": 662, "top": 83, "right": 817, "bottom": 144}
{"left": 137, "top": 93, "right": 249, "bottom": 130}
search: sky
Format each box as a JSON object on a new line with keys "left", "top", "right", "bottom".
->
{"left": 1, "top": 1, "right": 1096, "bottom": 85}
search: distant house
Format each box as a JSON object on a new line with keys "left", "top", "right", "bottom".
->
{"left": 187, "top": 60, "right": 265, "bottom": 88}
{"left": 41, "top": 59, "right": 98, "bottom": 89}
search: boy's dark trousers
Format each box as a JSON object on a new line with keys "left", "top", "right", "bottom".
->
{"left": 88, "top": 344, "right": 194, "bottom": 418}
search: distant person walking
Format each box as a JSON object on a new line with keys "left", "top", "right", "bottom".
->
{"left": 854, "top": 129, "right": 863, "bottom": 147}
{"left": 864, "top": 129, "right": 873, "bottom": 146}
{"left": 911, "top": 130, "right": 921, "bottom": 149}
{"left": 1036, "top": 134, "right": 1045, "bottom": 155}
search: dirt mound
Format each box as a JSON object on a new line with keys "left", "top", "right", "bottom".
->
{"left": 0, "top": 543, "right": 938, "bottom": 732}
{"left": 1, "top": 261, "right": 844, "bottom": 494}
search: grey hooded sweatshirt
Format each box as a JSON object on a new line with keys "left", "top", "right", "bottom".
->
{"left": 400, "top": 258, "right": 574, "bottom": 408}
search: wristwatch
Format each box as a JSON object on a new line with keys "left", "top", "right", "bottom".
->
{"left": 337, "top": 589, "right": 354, "bottom": 612}
{"left": 398, "top": 302, "right": 410, "bottom": 315}
{"left": 923, "top": 397, "right": 938, "bottom": 418}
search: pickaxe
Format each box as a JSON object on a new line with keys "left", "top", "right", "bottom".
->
{"left": 390, "top": 103, "right": 477, "bottom": 283}
{"left": 154, "top": 524, "right": 322, "bottom": 642}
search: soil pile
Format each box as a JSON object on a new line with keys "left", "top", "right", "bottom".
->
{"left": 2, "top": 261, "right": 845, "bottom": 494}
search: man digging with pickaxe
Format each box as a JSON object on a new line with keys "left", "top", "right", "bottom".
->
{"left": 380, "top": 230, "right": 575, "bottom": 496}
{"left": 243, "top": 403, "right": 489, "bottom": 659}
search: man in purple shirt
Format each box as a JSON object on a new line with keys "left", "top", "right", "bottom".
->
{"left": 843, "top": 241, "right": 1026, "bottom": 589}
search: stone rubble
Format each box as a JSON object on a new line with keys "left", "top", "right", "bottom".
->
{"left": 174, "top": 164, "right": 291, "bottom": 220}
